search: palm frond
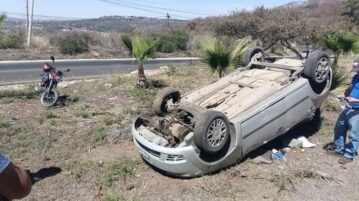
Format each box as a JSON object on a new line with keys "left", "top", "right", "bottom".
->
{"left": 121, "top": 35, "right": 133, "bottom": 55}
{"left": 201, "top": 38, "right": 232, "bottom": 77}
{"left": 132, "top": 37, "right": 156, "bottom": 65}
{"left": 330, "top": 67, "right": 350, "bottom": 92}
{"left": 323, "top": 34, "right": 340, "bottom": 54}
{"left": 338, "top": 32, "right": 359, "bottom": 54}
{"left": 231, "top": 36, "right": 253, "bottom": 68}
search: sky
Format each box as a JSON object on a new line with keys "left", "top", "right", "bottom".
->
{"left": 0, "top": 0, "right": 302, "bottom": 20}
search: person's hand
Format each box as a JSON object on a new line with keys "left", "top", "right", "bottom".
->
{"left": 336, "top": 93, "right": 346, "bottom": 99}
{"left": 344, "top": 97, "right": 359, "bottom": 103}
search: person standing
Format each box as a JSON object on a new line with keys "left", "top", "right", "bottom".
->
{"left": 328, "top": 58, "right": 359, "bottom": 164}
{"left": 0, "top": 151, "right": 32, "bottom": 200}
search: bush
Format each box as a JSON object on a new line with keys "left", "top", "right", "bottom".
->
{"left": 58, "top": 35, "right": 89, "bottom": 55}
{"left": 157, "top": 36, "right": 176, "bottom": 53}
{"left": 171, "top": 30, "right": 189, "bottom": 50}
{"left": 155, "top": 30, "right": 189, "bottom": 53}
{"left": 0, "top": 34, "right": 23, "bottom": 49}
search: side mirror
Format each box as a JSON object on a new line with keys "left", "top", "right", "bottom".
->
{"left": 50, "top": 56, "right": 55, "bottom": 63}
{"left": 65, "top": 69, "right": 70, "bottom": 72}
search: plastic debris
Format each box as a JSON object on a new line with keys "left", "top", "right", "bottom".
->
{"left": 282, "top": 147, "right": 291, "bottom": 153}
{"left": 271, "top": 149, "right": 286, "bottom": 161}
{"left": 288, "top": 139, "right": 303, "bottom": 148}
{"left": 297, "top": 136, "right": 316, "bottom": 148}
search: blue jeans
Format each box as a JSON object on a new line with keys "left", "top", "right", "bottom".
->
{"left": 334, "top": 108, "right": 359, "bottom": 159}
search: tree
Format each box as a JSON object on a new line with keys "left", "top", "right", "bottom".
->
{"left": 0, "top": 14, "right": 5, "bottom": 26}
{"left": 121, "top": 35, "right": 156, "bottom": 86}
{"left": 200, "top": 37, "right": 252, "bottom": 78}
{"left": 323, "top": 32, "right": 359, "bottom": 92}
{"left": 343, "top": 0, "right": 359, "bottom": 25}
{"left": 323, "top": 32, "right": 359, "bottom": 68}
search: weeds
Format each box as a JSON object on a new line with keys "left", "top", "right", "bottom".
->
{"left": 0, "top": 87, "right": 37, "bottom": 100}
{"left": 0, "top": 118, "right": 9, "bottom": 128}
{"left": 92, "top": 126, "right": 107, "bottom": 143}
{"left": 75, "top": 107, "right": 91, "bottom": 118}
{"left": 102, "top": 193, "right": 136, "bottom": 201}
{"left": 124, "top": 87, "right": 155, "bottom": 103}
{"left": 64, "top": 161, "right": 101, "bottom": 180}
{"left": 166, "top": 64, "right": 177, "bottom": 76}
{"left": 103, "top": 158, "right": 137, "bottom": 186}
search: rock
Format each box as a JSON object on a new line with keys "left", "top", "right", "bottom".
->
{"left": 126, "top": 184, "right": 135, "bottom": 191}
{"left": 104, "top": 83, "right": 113, "bottom": 88}
{"left": 252, "top": 150, "right": 273, "bottom": 164}
{"left": 160, "top": 66, "right": 169, "bottom": 71}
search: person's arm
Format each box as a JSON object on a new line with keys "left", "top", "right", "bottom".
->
{"left": 345, "top": 97, "right": 359, "bottom": 103}
{"left": 337, "top": 85, "right": 353, "bottom": 98}
{"left": 0, "top": 162, "right": 32, "bottom": 199}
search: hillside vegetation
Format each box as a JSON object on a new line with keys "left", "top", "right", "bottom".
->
{"left": 0, "top": 0, "right": 357, "bottom": 60}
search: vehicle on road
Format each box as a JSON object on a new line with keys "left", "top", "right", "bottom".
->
{"left": 35, "top": 56, "right": 70, "bottom": 107}
{"left": 132, "top": 47, "right": 332, "bottom": 177}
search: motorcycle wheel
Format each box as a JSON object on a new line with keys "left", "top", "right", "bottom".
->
{"left": 40, "top": 89, "right": 59, "bottom": 108}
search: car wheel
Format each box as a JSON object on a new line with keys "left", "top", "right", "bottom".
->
{"left": 153, "top": 87, "right": 181, "bottom": 115}
{"left": 241, "top": 46, "right": 265, "bottom": 67}
{"left": 303, "top": 51, "right": 331, "bottom": 84}
{"left": 194, "top": 110, "right": 230, "bottom": 154}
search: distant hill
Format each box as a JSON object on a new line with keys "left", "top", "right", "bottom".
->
{"left": 3, "top": 15, "right": 186, "bottom": 32}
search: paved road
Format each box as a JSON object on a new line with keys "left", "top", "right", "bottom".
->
{"left": 0, "top": 57, "right": 201, "bottom": 84}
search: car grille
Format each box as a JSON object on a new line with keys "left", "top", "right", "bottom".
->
{"left": 137, "top": 140, "right": 161, "bottom": 158}
{"left": 136, "top": 140, "right": 184, "bottom": 161}
{"left": 166, "top": 154, "right": 184, "bottom": 161}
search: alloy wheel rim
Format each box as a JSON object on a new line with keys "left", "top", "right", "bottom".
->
{"left": 207, "top": 118, "right": 227, "bottom": 148}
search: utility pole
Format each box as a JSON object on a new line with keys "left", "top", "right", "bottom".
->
{"left": 27, "top": 0, "right": 34, "bottom": 47}
{"left": 166, "top": 12, "right": 170, "bottom": 27}
{"left": 26, "top": 0, "right": 29, "bottom": 31}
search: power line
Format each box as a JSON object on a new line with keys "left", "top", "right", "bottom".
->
{"left": 97, "top": 0, "right": 198, "bottom": 19}
{"left": 1, "top": 11, "right": 84, "bottom": 20}
{"left": 112, "top": 0, "right": 212, "bottom": 16}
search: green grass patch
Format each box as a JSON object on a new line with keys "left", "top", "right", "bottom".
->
{"left": 102, "top": 193, "right": 136, "bottom": 201}
{"left": 0, "top": 118, "right": 10, "bottom": 128}
{"left": 75, "top": 107, "right": 91, "bottom": 118}
{"left": 124, "top": 87, "right": 156, "bottom": 103}
{"left": 103, "top": 158, "right": 137, "bottom": 186}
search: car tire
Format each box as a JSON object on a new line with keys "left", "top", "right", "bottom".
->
{"left": 303, "top": 51, "right": 331, "bottom": 84}
{"left": 241, "top": 46, "right": 265, "bottom": 67}
{"left": 153, "top": 87, "right": 181, "bottom": 115}
{"left": 194, "top": 110, "right": 230, "bottom": 154}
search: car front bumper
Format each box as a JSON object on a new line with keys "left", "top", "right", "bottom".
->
{"left": 132, "top": 122, "right": 207, "bottom": 177}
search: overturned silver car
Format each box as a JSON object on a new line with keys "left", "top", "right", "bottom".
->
{"left": 132, "top": 47, "right": 332, "bottom": 177}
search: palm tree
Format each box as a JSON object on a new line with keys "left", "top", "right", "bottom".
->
{"left": 200, "top": 37, "right": 252, "bottom": 78}
{"left": 121, "top": 35, "right": 156, "bottom": 86}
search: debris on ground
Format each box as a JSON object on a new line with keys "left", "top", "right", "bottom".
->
{"left": 288, "top": 139, "right": 303, "bottom": 148}
{"left": 288, "top": 136, "right": 316, "bottom": 148}
{"left": 253, "top": 150, "right": 273, "bottom": 164}
{"left": 272, "top": 149, "right": 286, "bottom": 161}
{"left": 297, "top": 136, "right": 316, "bottom": 148}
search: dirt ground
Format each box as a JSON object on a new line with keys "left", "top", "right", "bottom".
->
{"left": 1, "top": 65, "right": 359, "bottom": 201}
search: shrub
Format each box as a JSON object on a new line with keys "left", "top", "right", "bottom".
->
{"left": 157, "top": 36, "right": 176, "bottom": 53}
{"left": 0, "top": 34, "right": 23, "bottom": 49}
{"left": 171, "top": 30, "right": 189, "bottom": 50}
{"left": 155, "top": 30, "right": 189, "bottom": 53}
{"left": 58, "top": 35, "right": 89, "bottom": 55}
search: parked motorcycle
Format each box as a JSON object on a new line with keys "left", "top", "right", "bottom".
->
{"left": 35, "top": 56, "right": 70, "bottom": 107}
